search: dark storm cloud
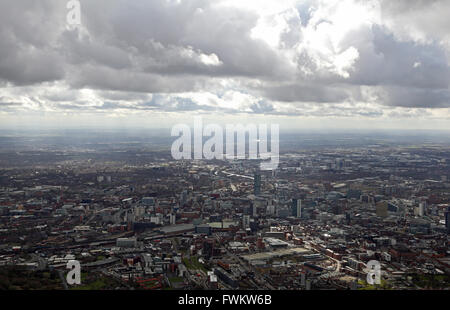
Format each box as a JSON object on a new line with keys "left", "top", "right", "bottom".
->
{"left": 70, "top": 0, "right": 292, "bottom": 79}
{"left": 344, "top": 25, "right": 450, "bottom": 89}
{"left": 376, "top": 86, "right": 450, "bottom": 108}
{"left": 258, "top": 81, "right": 357, "bottom": 103}
{"left": 0, "top": 0, "right": 66, "bottom": 85}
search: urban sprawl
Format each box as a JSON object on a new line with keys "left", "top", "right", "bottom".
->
{"left": 0, "top": 143, "right": 449, "bottom": 290}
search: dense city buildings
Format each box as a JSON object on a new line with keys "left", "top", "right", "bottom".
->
{"left": 0, "top": 131, "right": 448, "bottom": 290}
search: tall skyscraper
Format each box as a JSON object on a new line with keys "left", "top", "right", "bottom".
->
{"left": 254, "top": 173, "right": 261, "bottom": 195}
{"left": 180, "top": 190, "right": 188, "bottom": 206}
{"left": 252, "top": 203, "right": 258, "bottom": 217}
{"left": 291, "top": 199, "right": 297, "bottom": 216}
{"left": 291, "top": 198, "right": 302, "bottom": 218}
{"left": 445, "top": 207, "right": 450, "bottom": 234}
{"left": 243, "top": 215, "right": 250, "bottom": 228}
{"left": 418, "top": 202, "right": 425, "bottom": 217}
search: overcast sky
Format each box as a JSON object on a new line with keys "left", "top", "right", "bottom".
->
{"left": 0, "top": 0, "right": 449, "bottom": 130}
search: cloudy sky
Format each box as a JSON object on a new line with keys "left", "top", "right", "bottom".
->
{"left": 0, "top": 0, "right": 449, "bottom": 130}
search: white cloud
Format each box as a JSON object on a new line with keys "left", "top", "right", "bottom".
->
{"left": 0, "top": 0, "right": 449, "bottom": 129}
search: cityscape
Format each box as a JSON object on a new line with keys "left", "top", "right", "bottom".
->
{"left": 0, "top": 130, "right": 448, "bottom": 290}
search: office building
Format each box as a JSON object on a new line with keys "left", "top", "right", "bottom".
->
{"left": 254, "top": 173, "right": 261, "bottom": 195}
{"left": 291, "top": 198, "right": 302, "bottom": 218}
